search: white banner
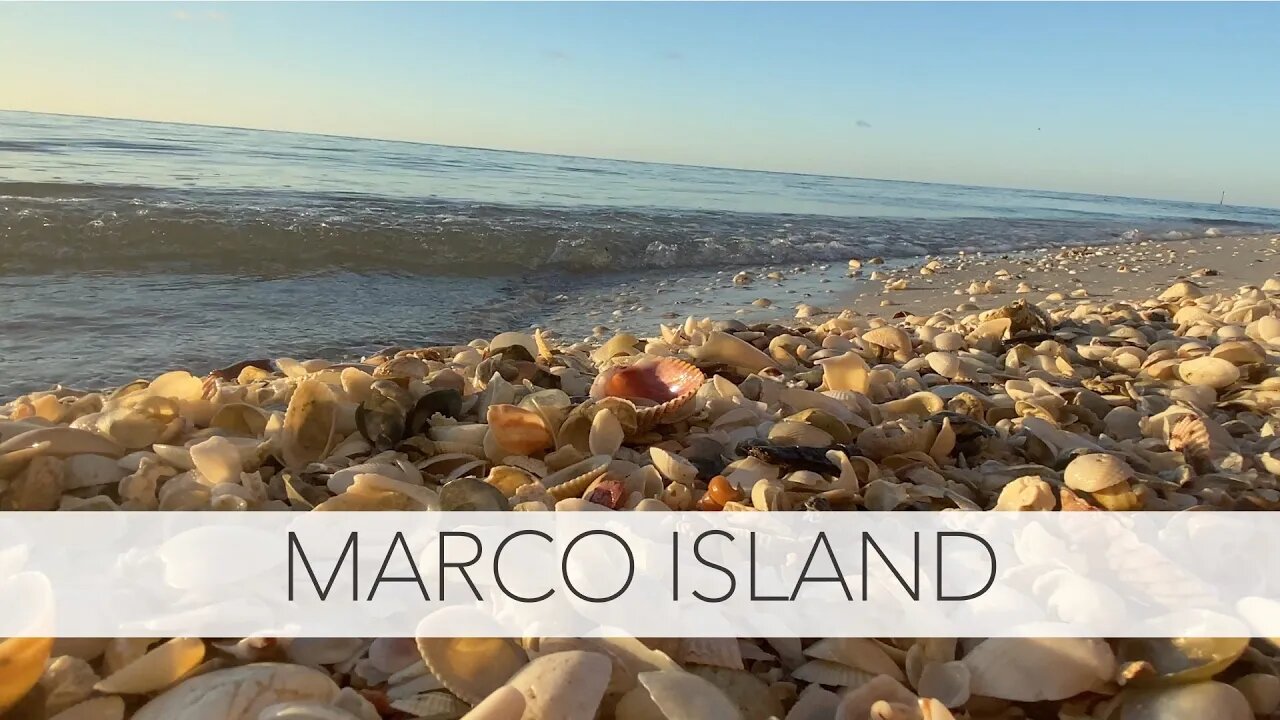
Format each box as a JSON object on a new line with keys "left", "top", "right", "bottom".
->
{"left": 1, "top": 511, "right": 1277, "bottom": 638}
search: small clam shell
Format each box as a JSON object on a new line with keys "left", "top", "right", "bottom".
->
{"left": 994, "top": 476, "right": 1055, "bottom": 511}
{"left": 439, "top": 477, "right": 509, "bottom": 511}
{"left": 131, "top": 663, "right": 340, "bottom": 720}
{"left": 767, "top": 421, "right": 834, "bottom": 448}
{"left": 1114, "top": 681, "right": 1252, "bottom": 720}
{"left": 1176, "top": 356, "right": 1240, "bottom": 390}
{"left": 856, "top": 419, "right": 935, "bottom": 461}
{"left": 282, "top": 380, "right": 339, "bottom": 469}
{"left": 1063, "top": 453, "right": 1133, "bottom": 492}
{"left": 209, "top": 403, "right": 271, "bottom": 437}
{"left": 1114, "top": 637, "right": 1247, "bottom": 686}
{"left": 0, "top": 426, "right": 124, "bottom": 459}
{"left": 804, "top": 639, "right": 904, "bottom": 682}
{"left": 257, "top": 702, "right": 364, "bottom": 720}
{"left": 618, "top": 670, "right": 743, "bottom": 720}
{"left": 588, "top": 409, "right": 624, "bottom": 456}
{"left": 917, "top": 661, "right": 970, "bottom": 708}
{"left": 816, "top": 352, "right": 871, "bottom": 393}
{"left": 792, "top": 660, "right": 875, "bottom": 688}
{"left": 460, "top": 685, "right": 526, "bottom": 719}
{"left": 961, "top": 638, "right": 1115, "bottom": 702}
{"left": 94, "top": 637, "right": 206, "bottom": 694}
{"left": 486, "top": 404, "right": 554, "bottom": 456}
{"left": 416, "top": 638, "right": 528, "bottom": 705}
{"left": 649, "top": 446, "right": 699, "bottom": 484}
{"left": 541, "top": 454, "right": 612, "bottom": 500}
{"left": 680, "top": 639, "right": 744, "bottom": 671}
{"left": 506, "top": 650, "right": 612, "bottom": 720}
{"left": 861, "top": 326, "right": 914, "bottom": 362}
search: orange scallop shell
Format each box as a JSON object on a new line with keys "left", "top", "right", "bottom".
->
{"left": 589, "top": 357, "right": 705, "bottom": 430}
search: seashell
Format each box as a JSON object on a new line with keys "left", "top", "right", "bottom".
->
{"left": 42, "top": 655, "right": 100, "bottom": 715}
{"left": 1063, "top": 453, "right": 1133, "bottom": 492}
{"left": 1158, "top": 280, "right": 1203, "bottom": 301}
{"left": 459, "top": 685, "right": 526, "bottom": 719}
{"left": 792, "top": 660, "right": 876, "bottom": 688}
{"left": 588, "top": 409, "right": 624, "bottom": 456}
{"left": 282, "top": 380, "right": 339, "bottom": 469}
{"left": 649, "top": 446, "right": 699, "bottom": 484}
{"left": 1232, "top": 674, "right": 1280, "bottom": 716}
{"left": 688, "top": 331, "right": 777, "bottom": 373}
{"left": 2, "top": 455, "right": 64, "bottom": 510}
{"left": 1113, "top": 681, "right": 1251, "bottom": 720}
{"left": 834, "top": 675, "right": 918, "bottom": 720}
{"left": 816, "top": 352, "right": 871, "bottom": 393}
{"left": 0, "top": 636, "right": 54, "bottom": 713}
{"left": 49, "top": 696, "right": 126, "bottom": 720}
{"left": 591, "top": 357, "right": 705, "bottom": 429}
{"left": 285, "top": 638, "right": 365, "bottom": 668}
{"left": 486, "top": 465, "right": 538, "bottom": 497}
{"left": 541, "top": 454, "right": 612, "bottom": 500}
{"left": 686, "top": 666, "right": 785, "bottom": 720}
{"left": 486, "top": 404, "right": 553, "bottom": 456}
{"left": 439, "top": 477, "right": 509, "bottom": 511}
{"left": 917, "top": 661, "right": 970, "bottom": 708}
{"left": 617, "top": 670, "right": 743, "bottom": 720}
{"left": 994, "top": 475, "right": 1055, "bottom": 511}
{"left": 593, "top": 333, "right": 642, "bottom": 365}
{"left": 416, "top": 638, "right": 528, "bottom": 705}
{"left": 257, "top": 702, "right": 364, "bottom": 720}
{"left": 751, "top": 477, "right": 789, "bottom": 511}
{"left": 680, "top": 638, "right": 744, "bottom": 670}
{"left": 1176, "top": 356, "right": 1239, "bottom": 390}
{"left": 805, "top": 639, "right": 905, "bottom": 682}
{"left": 877, "top": 392, "right": 945, "bottom": 422}
{"left": 786, "top": 685, "right": 841, "bottom": 720}
{"left": 767, "top": 421, "right": 834, "bottom": 448}
{"left": 1114, "top": 637, "right": 1247, "bottom": 687}
{"left": 190, "top": 436, "right": 245, "bottom": 487}
{"left": 490, "top": 331, "right": 539, "bottom": 361}
{"left": 924, "top": 352, "right": 965, "bottom": 380}
{"left": 861, "top": 327, "right": 914, "bottom": 362}
{"left": 961, "top": 638, "right": 1115, "bottom": 702}
{"left": 209, "top": 403, "right": 271, "bottom": 437}
{"left": 506, "top": 650, "right": 612, "bottom": 720}
{"left": 131, "top": 663, "right": 340, "bottom": 720}
{"left": 856, "top": 419, "right": 935, "bottom": 460}
{"left": 95, "top": 637, "right": 206, "bottom": 694}
{"left": 0, "top": 426, "right": 124, "bottom": 459}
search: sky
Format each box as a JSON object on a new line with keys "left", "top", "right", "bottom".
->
{"left": 1, "top": 2, "right": 1278, "bottom": 208}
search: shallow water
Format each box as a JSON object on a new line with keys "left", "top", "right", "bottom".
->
{"left": 2, "top": 110, "right": 1279, "bottom": 397}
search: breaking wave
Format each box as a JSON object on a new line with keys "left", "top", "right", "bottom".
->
{"left": 2, "top": 183, "right": 1271, "bottom": 277}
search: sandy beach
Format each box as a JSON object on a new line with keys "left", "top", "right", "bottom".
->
{"left": 3, "top": 232, "right": 1280, "bottom": 718}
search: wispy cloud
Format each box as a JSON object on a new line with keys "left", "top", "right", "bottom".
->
{"left": 540, "top": 49, "right": 570, "bottom": 62}
{"left": 856, "top": 120, "right": 872, "bottom": 129}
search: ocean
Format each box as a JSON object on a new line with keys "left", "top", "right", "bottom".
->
{"left": 2, "top": 109, "right": 1278, "bottom": 398}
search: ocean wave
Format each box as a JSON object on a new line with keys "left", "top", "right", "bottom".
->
{"left": 0, "top": 184, "right": 1272, "bottom": 277}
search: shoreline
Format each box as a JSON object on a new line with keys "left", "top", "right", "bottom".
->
{"left": 1, "top": 232, "right": 1280, "bottom": 717}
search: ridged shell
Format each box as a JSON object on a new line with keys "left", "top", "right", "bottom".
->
{"left": 679, "top": 639, "right": 744, "bottom": 670}
{"left": 590, "top": 357, "right": 705, "bottom": 430}
{"left": 1063, "top": 453, "right": 1133, "bottom": 492}
{"left": 541, "top": 454, "right": 612, "bottom": 500}
{"left": 131, "top": 663, "right": 340, "bottom": 720}
{"left": 415, "top": 638, "right": 528, "bottom": 705}
{"left": 791, "top": 660, "right": 875, "bottom": 688}
{"left": 961, "top": 638, "right": 1115, "bottom": 702}
{"left": 506, "top": 650, "right": 612, "bottom": 720}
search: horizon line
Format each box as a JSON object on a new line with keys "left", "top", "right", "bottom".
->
{"left": 1, "top": 107, "right": 1273, "bottom": 213}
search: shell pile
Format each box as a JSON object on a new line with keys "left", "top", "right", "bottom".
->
{"left": 4, "top": 275, "right": 1280, "bottom": 719}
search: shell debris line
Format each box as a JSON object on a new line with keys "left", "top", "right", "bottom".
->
{"left": 4, "top": 268, "right": 1280, "bottom": 719}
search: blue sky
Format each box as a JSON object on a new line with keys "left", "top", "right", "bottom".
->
{"left": 2, "top": 2, "right": 1277, "bottom": 207}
